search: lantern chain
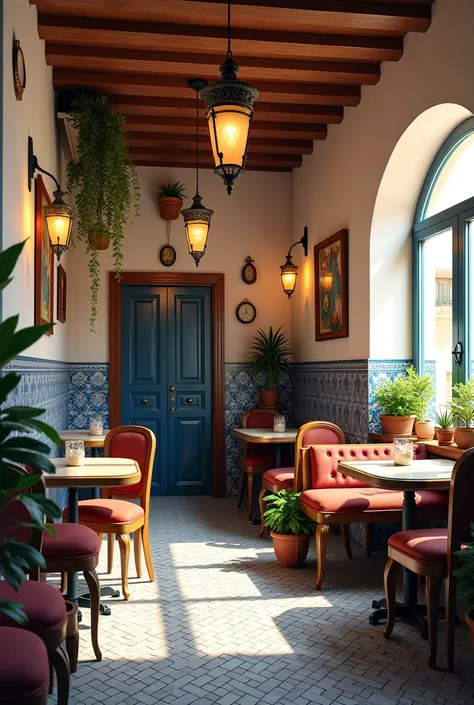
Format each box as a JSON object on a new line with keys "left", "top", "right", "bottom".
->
{"left": 227, "top": 0, "right": 232, "bottom": 59}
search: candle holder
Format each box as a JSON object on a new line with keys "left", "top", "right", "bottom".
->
{"left": 65, "top": 440, "right": 85, "bottom": 466}
{"left": 273, "top": 415, "right": 286, "bottom": 433}
{"left": 89, "top": 417, "right": 103, "bottom": 436}
{"left": 393, "top": 438, "right": 413, "bottom": 466}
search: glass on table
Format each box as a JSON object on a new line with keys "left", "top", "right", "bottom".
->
{"left": 273, "top": 415, "right": 286, "bottom": 433}
{"left": 65, "top": 440, "right": 85, "bottom": 466}
{"left": 393, "top": 438, "right": 413, "bottom": 466}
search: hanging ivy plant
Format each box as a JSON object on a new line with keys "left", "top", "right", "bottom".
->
{"left": 66, "top": 95, "right": 140, "bottom": 331}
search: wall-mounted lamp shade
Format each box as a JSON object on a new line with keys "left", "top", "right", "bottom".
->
{"left": 182, "top": 194, "right": 214, "bottom": 267}
{"left": 43, "top": 189, "right": 74, "bottom": 262}
{"left": 320, "top": 272, "right": 333, "bottom": 292}
{"left": 280, "top": 256, "right": 299, "bottom": 299}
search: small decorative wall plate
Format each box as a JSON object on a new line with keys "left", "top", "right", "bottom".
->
{"left": 241, "top": 256, "right": 257, "bottom": 285}
{"left": 13, "top": 39, "right": 26, "bottom": 101}
{"left": 236, "top": 298, "right": 257, "bottom": 324}
{"left": 159, "top": 244, "right": 176, "bottom": 267}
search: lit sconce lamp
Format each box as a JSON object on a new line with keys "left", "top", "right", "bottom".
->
{"left": 28, "top": 136, "right": 73, "bottom": 261}
{"left": 320, "top": 270, "right": 333, "bottom": 291}
{"left": 280, "top": 227, "right": 308, "bottom": 299}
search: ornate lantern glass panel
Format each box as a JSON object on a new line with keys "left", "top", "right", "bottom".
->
{"left": 43, "top": 189, "right": 74, "bottom": 261}
{"left": 280, "top": 257, "right": 299, "bottom": 299}
{"left": 182, "top": 194, "right": 214, "bottom": 267}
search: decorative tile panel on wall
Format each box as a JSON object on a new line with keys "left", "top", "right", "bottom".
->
{"left": 3, "top": 356, "right": 69, "bottom": 508}
{"left": 69, "top": 363, "right": 109, "bottom": 430}
{"left": 292, "top": 360, "right": 369, "bottom": 443}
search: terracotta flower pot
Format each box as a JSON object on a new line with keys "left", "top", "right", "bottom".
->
{"left": 380, "top": 415, "right": 416, "bottom": 435}
{"left": 415, "top": 419, "right": 435, "bottom": 440}
{"left": 454, "top": 427, "right": 474, "bottom": 450}
{"left": 158, "top": 196, "right": 183, "bottom": 221}
{"left": 270, "top": 531, "right": 310, "bottom": 568}
{"left": 259, "top": 389, "right": 281, "bottom": 410}
{"left": 88, "top": 233, "right": 110, "bottom": 250}
{"left": 435, "top": 427, "right": 455, "bottom": 445}
{"left": 466, "top": 609, "right": 474, "bottom": 648}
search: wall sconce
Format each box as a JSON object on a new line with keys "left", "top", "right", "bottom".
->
{"left": 280, "top": 227, "right": 308, "bottom": 299}
{"left": 28, "top": 136, "right": 73, "bottom": 261}
{"left": 320, "top": 271, "right": 333, "bottom": 291}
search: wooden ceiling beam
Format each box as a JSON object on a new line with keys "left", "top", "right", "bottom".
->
{"left": 129, "top": 150, "right": 302, "bottom": 168}
{"left": 52, "top": 69, "right": 361, "bottom": 106}
{"left": 125, "top": 133, "right": 314, "bottom": 154}
{"left": 133, "top": 160, "right": 293, "bottom": 173}
{"left": 31, "top": 1, "right": 432, "bottom": 36}
{"left": 45, "top": 44, "right": 380, "bottom": 86}
{"left": 38, "top": 15, "right": 404, "bottom": 62}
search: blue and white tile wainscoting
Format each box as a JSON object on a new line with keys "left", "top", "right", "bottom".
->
{"left": 69, "top": 362, "right": 109, "bottom": 430}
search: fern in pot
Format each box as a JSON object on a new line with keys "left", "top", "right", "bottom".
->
{"left": 248, "top": 326, "right": 291, "bottom": 410}
{"left": 263, "top": 490, "right": 312, "bottom": 568}
{"left": 374, "top": 365, "right": 434, "bottom": 436}
{"left": 66, "top": 94, "right": 140, "bottom": 331}
{"left": 448, "top": 378, "right": 474, "bottom": 449}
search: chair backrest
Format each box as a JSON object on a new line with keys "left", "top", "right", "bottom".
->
{"left": 447, "top": 448, "right": 474, "bottom": 577}
{"left": 106, "top": 426, "right": 156, "bottom": 508}
{"left": 294, "top": 421, "right": 345, "bottom": 490}
{"left": 300, "top": 443, "right": 428, "bottom": 491}
{"left": 242, "top": 409, "right": 280, "bottom": 457}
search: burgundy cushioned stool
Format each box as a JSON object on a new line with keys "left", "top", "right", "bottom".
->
{"left": 0, "top": 626, "right": 50, "bottom": 704}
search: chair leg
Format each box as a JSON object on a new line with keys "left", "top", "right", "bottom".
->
{"left": 83, "top": 568, "right": 102, "bottom": 662}
{"left": 342, "top": 524, "right": 353, "bottom": 559}
{"left": 49, "top": 643, "right": 70, "bottom": 705}
{"left": 142, "top": 522, "right": 155, "bottom": 583}
{"left": 383, "top": 558, "right": 398, "bottom": 639}
{"left": 315, "top": 524, "right": 330, "bottom": 590}
{"left": 237, "top": 470, "right": 247, "bottom": 509}
{"left": 247, "top": 472, "right": 254, "bottom": 521}
{"left": 107, "top": 533, "right": 115, "bottom": 574}
{"left": 134, "top": 528, "right": 143, "bottom": 578}
{"left": 65, "top": 631, "right": 79, "bottom": 674}
{"left": 365, "top": 523, "right": 373, "bottom": 557}
{"left": 426, "top": 577, "right": 442, "bottom": 669}
{"left": 97, "top": 533, "right": 104, "bottom": 559}
{"left": 446, "top": 575, "right": 457, "bottom": 673}
{"left": 117, "top": 534, "right": 131, "bottom": 601}
{"left": 258, "top": 487, "right": 267, "bottom": 537}
{"left": 59, "top": 573, "right": 68, "bottom": 595}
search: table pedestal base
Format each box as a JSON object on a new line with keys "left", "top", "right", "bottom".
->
{"left": 369, "top": 598, "right": 448, "bottom": 639}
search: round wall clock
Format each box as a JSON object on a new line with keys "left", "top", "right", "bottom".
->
{"left": 13, "top": 39, "right": 26, "bottom": 102}
{"left": 159, "top": 244, "right": 176, "bottom": 267}
{"left": 236, "top": 298, "right": 257, "bottom": 324}
{"left": 241, "top": 256, "right": 257, "bottom": 285}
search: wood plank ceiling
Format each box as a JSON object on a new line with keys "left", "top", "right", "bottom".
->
{"left": 30, "top": 0, "right": 435, "bottom": 173}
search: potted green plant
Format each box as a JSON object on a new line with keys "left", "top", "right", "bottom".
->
{"left": 433, "top": 407, "right": 455, "bottom": 445}
{"left": 263, "top": 490, "right": 312, "bottom": 568}
{"left": 449, "top": 378, "right": 474, "bottom": 449}
{"left": 374, "top": 365, "right": 434, "bottom": 435}
{"left": 454, "top": 524, "right": 474, "bottom": 648}
{"left": 156, "top": 181, "right": 186, "bottom": 221}
{"left": 0, "top": 241, "right": 62, "bottom": 624}
{"left": 66, "top": 94, "right": 140, "bottom": 332}
{"left": 248, "top": 326, "right": 291, "bottom": 409}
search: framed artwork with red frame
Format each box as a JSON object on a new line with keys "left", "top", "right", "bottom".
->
{"left": 35, "top": 175, "right": 54, "bottom": 334}
{"left": 314, "top": 229, "right": 349, "bottom": 341}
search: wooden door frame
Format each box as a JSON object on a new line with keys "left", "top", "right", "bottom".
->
{"left": 109, "top": 271, "right": 225, "bottom": 498}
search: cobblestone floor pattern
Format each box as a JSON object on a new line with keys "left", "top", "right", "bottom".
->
{"left": 49, "top": 497, "right": 474, "bottom": 705}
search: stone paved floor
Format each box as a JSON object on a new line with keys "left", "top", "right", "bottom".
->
{"left": 51, "top": 497, "right": 474, "bottom": 705}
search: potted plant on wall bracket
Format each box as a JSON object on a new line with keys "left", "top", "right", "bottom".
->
{"left": 263, "top": 490, "right": 312, "bottom": 568}
{"left": 66, "top": 94, "right": 140, "bottom": 332}
{"left": 248, "top": 326, "right": 291, "bottom": 410}
{"left": 156, "top": 181, "right": 186, "bottom": 221}
{"left": 448, "top": 378, "right": 474, "bottom": 449}
{"left": 374, "top": 365, "right": 434, "bottom": 436}
{"left": 433, "top": 406, "right": 455, "bottom": 445}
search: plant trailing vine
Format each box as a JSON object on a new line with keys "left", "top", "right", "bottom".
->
{"left": 66, "top": 95, "right": 140, "bottom": 331}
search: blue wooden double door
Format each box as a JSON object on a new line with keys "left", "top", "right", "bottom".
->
{"left": 121, "top": 285, "right": 213, "bottom": 496}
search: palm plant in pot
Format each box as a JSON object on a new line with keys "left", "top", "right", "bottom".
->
{"left": 263, "top": 490, "right": 312, "bottom": 568}
{"left": 248, "top": 326, "right": 291, "bottom": 409}
{"left": 374, "top": 365, "right": 434, "bottom": 436}
{"left": 66, "top": 94, "right": 140, "bottom": 332}
{"left": 156, "top": 181, "right": 186, "bottom": 221}
{"left": 433, "top": 406, "right": 455, "bottom": 445}
{"left": 454, "top": 524, "right": 474, "bottom": 648}
{"left": 448, "top": 378, "right": 474, "bottom": 449}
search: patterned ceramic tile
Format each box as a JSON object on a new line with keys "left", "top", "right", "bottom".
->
{"left": 69, "top": 362, "right": 109, "bottom": 430}
{"left": 368, "top": 360, "right": 411, "bottom": 433}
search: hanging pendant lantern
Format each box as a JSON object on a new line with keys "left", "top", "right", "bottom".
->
{"left": 199, "top": 0, "right": 258, "bottom": 195}
{"left": 182, "top": 78, "right": 214, "bottom": 267}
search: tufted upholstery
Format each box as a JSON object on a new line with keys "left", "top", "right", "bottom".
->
{"left": 109, "top": 430, "right": 149, "bottom": 495}
{"left": 308, "top": 443, "right": 428, "bottom": 489}
{"left": 0, "top": 627, "right": 49, "bottom": 702}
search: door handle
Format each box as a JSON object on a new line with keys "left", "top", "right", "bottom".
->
{"left": 452, "top": 341, "right": 463, "bottom": 366}
{"left": 170, "top": 407, "right": 175, "bottom": 414}
{"left": 142, "top": 399, "right": 148, "bottom": 404}
{"left": 169, "top": 386, "right": 175, "bottom": 391}
{"left": 186, "top": 398, "right": 193, "bottom": 404}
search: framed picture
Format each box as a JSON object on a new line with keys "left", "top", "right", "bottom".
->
{"left": 57, "top": 264, "right": 67, "bottom": 323}
{"left": 35, "top": 175, "right": 54, "bottom": 334}
{"left": 314, "top": 229, "right": 349, "bottom": 341}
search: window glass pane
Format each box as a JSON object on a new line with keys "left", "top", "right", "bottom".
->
{"left": 468, "top": 219, "right": 474, "bottom": 379}
{"left": 425, "top": 133, "right": 474, "bottom": 219}
{"left": 422, "top": 228, "right": 452, "bottom": 405}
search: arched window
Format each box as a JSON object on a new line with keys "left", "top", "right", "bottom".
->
{"left": 413, "top": 117, "right": 474, "bottom": 406}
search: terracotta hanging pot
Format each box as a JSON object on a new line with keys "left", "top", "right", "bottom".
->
{"left": 259, "top": 389, "right": 281, "bottom": 410}
{"left": 88, "top": 233, "right": 110, "bottom": 250}
{"left": 435, "top": 427, "right": 455, "bottom": 445}
{"left": 454, "top": 427, "right": 474, "bottom": 450}
{"left": 414, "top": 419, "right": 435, "bottom": 440}
{"left": 270, "top": 531, "right": 310, "bottom": 568}
{"left": 158, "top": 196, "right": 183, "bottom": 221}
{"left": 380, "top": 415, "right": 416, "bottom": 435}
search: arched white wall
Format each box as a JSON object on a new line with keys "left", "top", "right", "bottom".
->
{"left": 370, "top": 104, "right": 472, "bottom": 360}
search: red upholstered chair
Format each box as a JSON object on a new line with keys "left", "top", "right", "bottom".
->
{"left": 0, "top": 626, "right": 49, "bottom": 705}
{"left": 258, "top": 421, "right": 345, "bottom": 538}
{"left": 299, "top": 444, "right": 448, "bottom": 590}
{"left": 65, "top": 426, "right": 156, "bottom": 601}
{"left": 383, "top": 448, "right": 474, "bottom": 671}
{"left": 237, "top": 409, "right": 280, "bottom": 520}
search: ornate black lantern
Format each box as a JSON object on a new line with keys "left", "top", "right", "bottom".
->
{"left": 280, "top": 228, "right": 308, "bottom": 299}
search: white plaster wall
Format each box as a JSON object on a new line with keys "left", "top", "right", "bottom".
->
{"left": 66, "top": 166, "right": 293, "bottom": 362}
{"left": 2, "top": 0, "right": 68, "bottom": 360}
{"left": 291, "top": 0, "right": 474, "bottom": 363}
